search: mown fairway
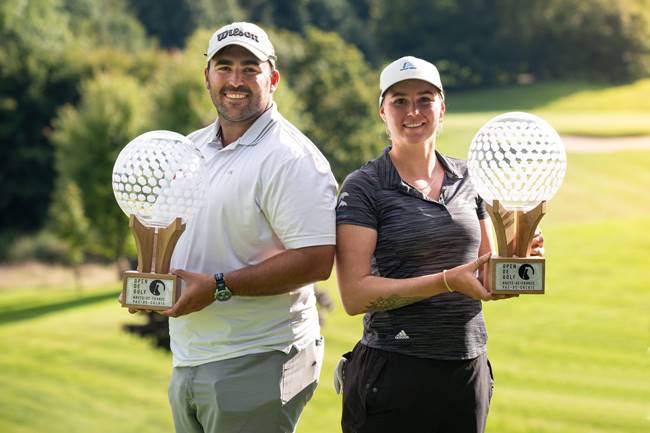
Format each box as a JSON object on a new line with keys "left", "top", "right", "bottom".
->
{"left": 301, "top": 150, "right": 650, "bottom": 433}
{"left": 1, "top": 81, "right": 649, "bottom": 433}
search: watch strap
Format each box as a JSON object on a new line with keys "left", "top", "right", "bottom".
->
{"left": 213, "top": 272, "right": 232, "bottom": 302}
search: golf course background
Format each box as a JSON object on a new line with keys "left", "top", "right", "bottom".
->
{"left": 1, "top": 80, "right": 648, "bottom": 433}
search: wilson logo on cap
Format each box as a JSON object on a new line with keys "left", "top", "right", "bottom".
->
{"left": 216, "top": 28, "right": 260, "bottom": 43}
{"left": 206, "top": 22, "right": 276, "bottom": 67}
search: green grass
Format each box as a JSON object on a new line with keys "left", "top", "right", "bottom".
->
{"left": 1, "top": 80, "right": 649, "bottom": 433}
{"left": 443, "top": 79, "right": 650, "bottom": 139}
{"left": 481, "top": 217, "right": 650, "bottom": 433}
{"left": 0, "top": 286, "right": 173, "bottom": 433}
{"left": 300, "top": 151, "right": 650, "bottom": 433}
{"left": 2, "top": 216, "right": 647, "bottom": 433}
{"left": 449, "top": 79, "right": 650, "bottom": 113}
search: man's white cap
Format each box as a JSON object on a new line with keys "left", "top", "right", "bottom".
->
{"left": 206, "top": 22, "right": 276, "bottom": 67}
{"left": 379, "top": 56, "right": 444, "bottom": 105}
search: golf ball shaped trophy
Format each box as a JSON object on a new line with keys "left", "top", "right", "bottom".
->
{"left": 468, "top": 112, "right": 566, "bottom": 294}
{"left": 113, "top": 130, "right": 206, "bottom": 310}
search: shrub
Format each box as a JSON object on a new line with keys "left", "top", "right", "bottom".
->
{"left": 7, "top": 231, "right": 72, "bottom": 265}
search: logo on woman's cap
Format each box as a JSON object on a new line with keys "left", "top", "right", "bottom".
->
{"left": 400, "top": 61, "right": 417, "bottom": 71}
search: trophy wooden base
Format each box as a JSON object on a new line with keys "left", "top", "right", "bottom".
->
{"left": 120, "top": 215, "right": 185, "bottom": 311}
{"left": 486, "top": 200, "right": 547, "bottom": 295}
{"left": 489, "top": 256, "right": 545, "bottom": 294}
{"left": 121, "top": 271, "right": 179, "bottom": 310}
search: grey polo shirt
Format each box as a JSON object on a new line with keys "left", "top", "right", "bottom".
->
{"left": 336, "top": 147, "right": 488, "bottom": 360}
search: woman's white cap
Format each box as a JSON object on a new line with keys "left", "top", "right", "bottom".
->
{"left": 379, "top": 56, "right": 444, "bottom": 105}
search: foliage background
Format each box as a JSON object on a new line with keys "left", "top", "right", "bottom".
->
{"left": 2, "top": 0, "right": 649, "bottom": 258}
{"left": 1, "top": 1, "right": 649, "bottom": 432}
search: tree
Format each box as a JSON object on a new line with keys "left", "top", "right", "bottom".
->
{"left": 128, "top": 0, "right": 246, "bottom": 48}
{"left": 290, "top": 28, "right": 384, "bottom": 181}
{"left": 149, "top": 50, "right": 215, "bottom": 134}
{"left": 63, "top": 0, "right": 150, "bottom": 52}
{"left": 240, "top": 0, "right": 310, "bottom": 33}
{"left": 527, "top": 0, "right": 650, "bottom": 81}
{"left": 0, "top": 0, "right": 150, "bottom": 248}
{"left": 239, "top": 0, "right": 378, "bottom": 63}
{"left": 48, "top": 180, "right": 90, "bottom": 288}
{"left": 370, "top": 0, "right": 516, "bottom": 88}
{"left": 306, "top": 0, "right": 378, "bottom": 63}
{"left": 0, "top": 0, "right": 80, "bottom": 242}
{"left": 370, "top": 0, "right": 650, "bottom": 87}
{"left": 51, "top": 73, "right": 151, "bottom": 261}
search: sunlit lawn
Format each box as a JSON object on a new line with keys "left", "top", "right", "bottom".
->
{"left": 301, "top": 150, "right": 650, "bottom": 433}
{"left": 443, "top": 78, "right": 650, "bottom": 145}
{"left": 1, "top": 81, "right": 649, "bottom": 433}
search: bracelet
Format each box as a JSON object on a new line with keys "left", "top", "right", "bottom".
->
{"left": 442, "top": 269, "right": 454, "bottom": 292}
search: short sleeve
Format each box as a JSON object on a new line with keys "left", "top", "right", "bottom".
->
{"left": 259, "top": 152, "right": 338, "bottom": 250}
{"left": 336, "top": 170, "right": 378, "bottom": 230}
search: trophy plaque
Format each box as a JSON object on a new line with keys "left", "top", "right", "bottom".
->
{"left": 468, "top": 112, "right": 567, "bottom": 294}
{"left": 112, "top": 130, "right": 206, "bottom": 310}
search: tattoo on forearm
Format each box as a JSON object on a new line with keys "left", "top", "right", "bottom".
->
{"left": 366, "top": 294, "right": 424, "bottom": 312}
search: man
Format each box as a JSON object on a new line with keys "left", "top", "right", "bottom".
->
{"left": 160, "top": 22, "right": 337, "bottom": 433}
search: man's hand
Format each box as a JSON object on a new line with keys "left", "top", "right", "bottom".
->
{"left": 161, "top": 269, "right": 216, "bottom": 318}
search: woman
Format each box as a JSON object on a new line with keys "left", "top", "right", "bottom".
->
{"left": 335, "top": 56, "right": 542, "bottom": 433}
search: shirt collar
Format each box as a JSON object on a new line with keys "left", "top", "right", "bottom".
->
{"left": 213, "top": 102, "right": 279, "bottom": 150}
{"left": 207, "top": 125, "right": 224, "bottom": 150}
{"left": 377, "top": 146, "right": 464, "bottom": 189}
{"left": 437, "top": 152, "right": 464, "bottom": 179}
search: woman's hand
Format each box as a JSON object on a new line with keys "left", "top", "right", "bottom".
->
{"left": 445, "top": 253, "right": 492, "bottom": 300}
{"left": 118, "top": 291, "right": 153, "bottom": 314}
{"left": 530, "top": 229, "right": 544, "bottom": 256}
{"left": 446, "top": 253, "right": 518, "bottom": 301}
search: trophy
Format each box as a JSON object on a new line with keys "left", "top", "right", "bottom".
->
{"left": 467, "top": 112, "right": 566, "bottom": 294}
{"left": 112, "top": 130, "right": 207, "bottom": 310}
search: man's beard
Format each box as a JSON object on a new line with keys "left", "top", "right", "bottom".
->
{"left": 213, "top": 85, "right": 264, "bottom": 123}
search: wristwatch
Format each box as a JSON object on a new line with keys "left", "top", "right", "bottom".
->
{"left": 213, "top": 273, "right": 232, "bottom": 302}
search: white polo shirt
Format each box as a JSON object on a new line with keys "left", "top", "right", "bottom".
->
{"left": 169, "top": 104, "right": 337, "bottom": 367}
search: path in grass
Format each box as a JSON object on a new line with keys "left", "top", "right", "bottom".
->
{"left": 562, "top": 135, "right": 650, "bottom": 153}
{"left": 0, "top": 262, "right": 118, "bottom": 290}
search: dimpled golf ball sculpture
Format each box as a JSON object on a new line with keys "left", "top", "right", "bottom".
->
{"left": 112, "top": 130, "right": 206, "bottom": 228}
{"left": 467, "top": 112, "right": 566, "bottom": 212}
{"left": 467, "top": 112, "right": 566, "bottom": 294}
{"left": 112, "top": 130, "right": 206, "bottom": 310}
{"left": 468, "top": 112, "right": 566, "bottom": 211}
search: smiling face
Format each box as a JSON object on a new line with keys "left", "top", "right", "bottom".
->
{"left": 204, "top": 45, "right": 279, "bottom": 128}
{"left": 380, "top": 79, "right": 445, "bottom": 148}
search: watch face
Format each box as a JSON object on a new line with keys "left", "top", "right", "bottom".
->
{"left": 216, "top": 288, "right": 232, "bottom": 301}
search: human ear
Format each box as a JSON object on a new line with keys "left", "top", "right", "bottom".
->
{"left": 269, "top": 69, "right": 280, "bottom": 93}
